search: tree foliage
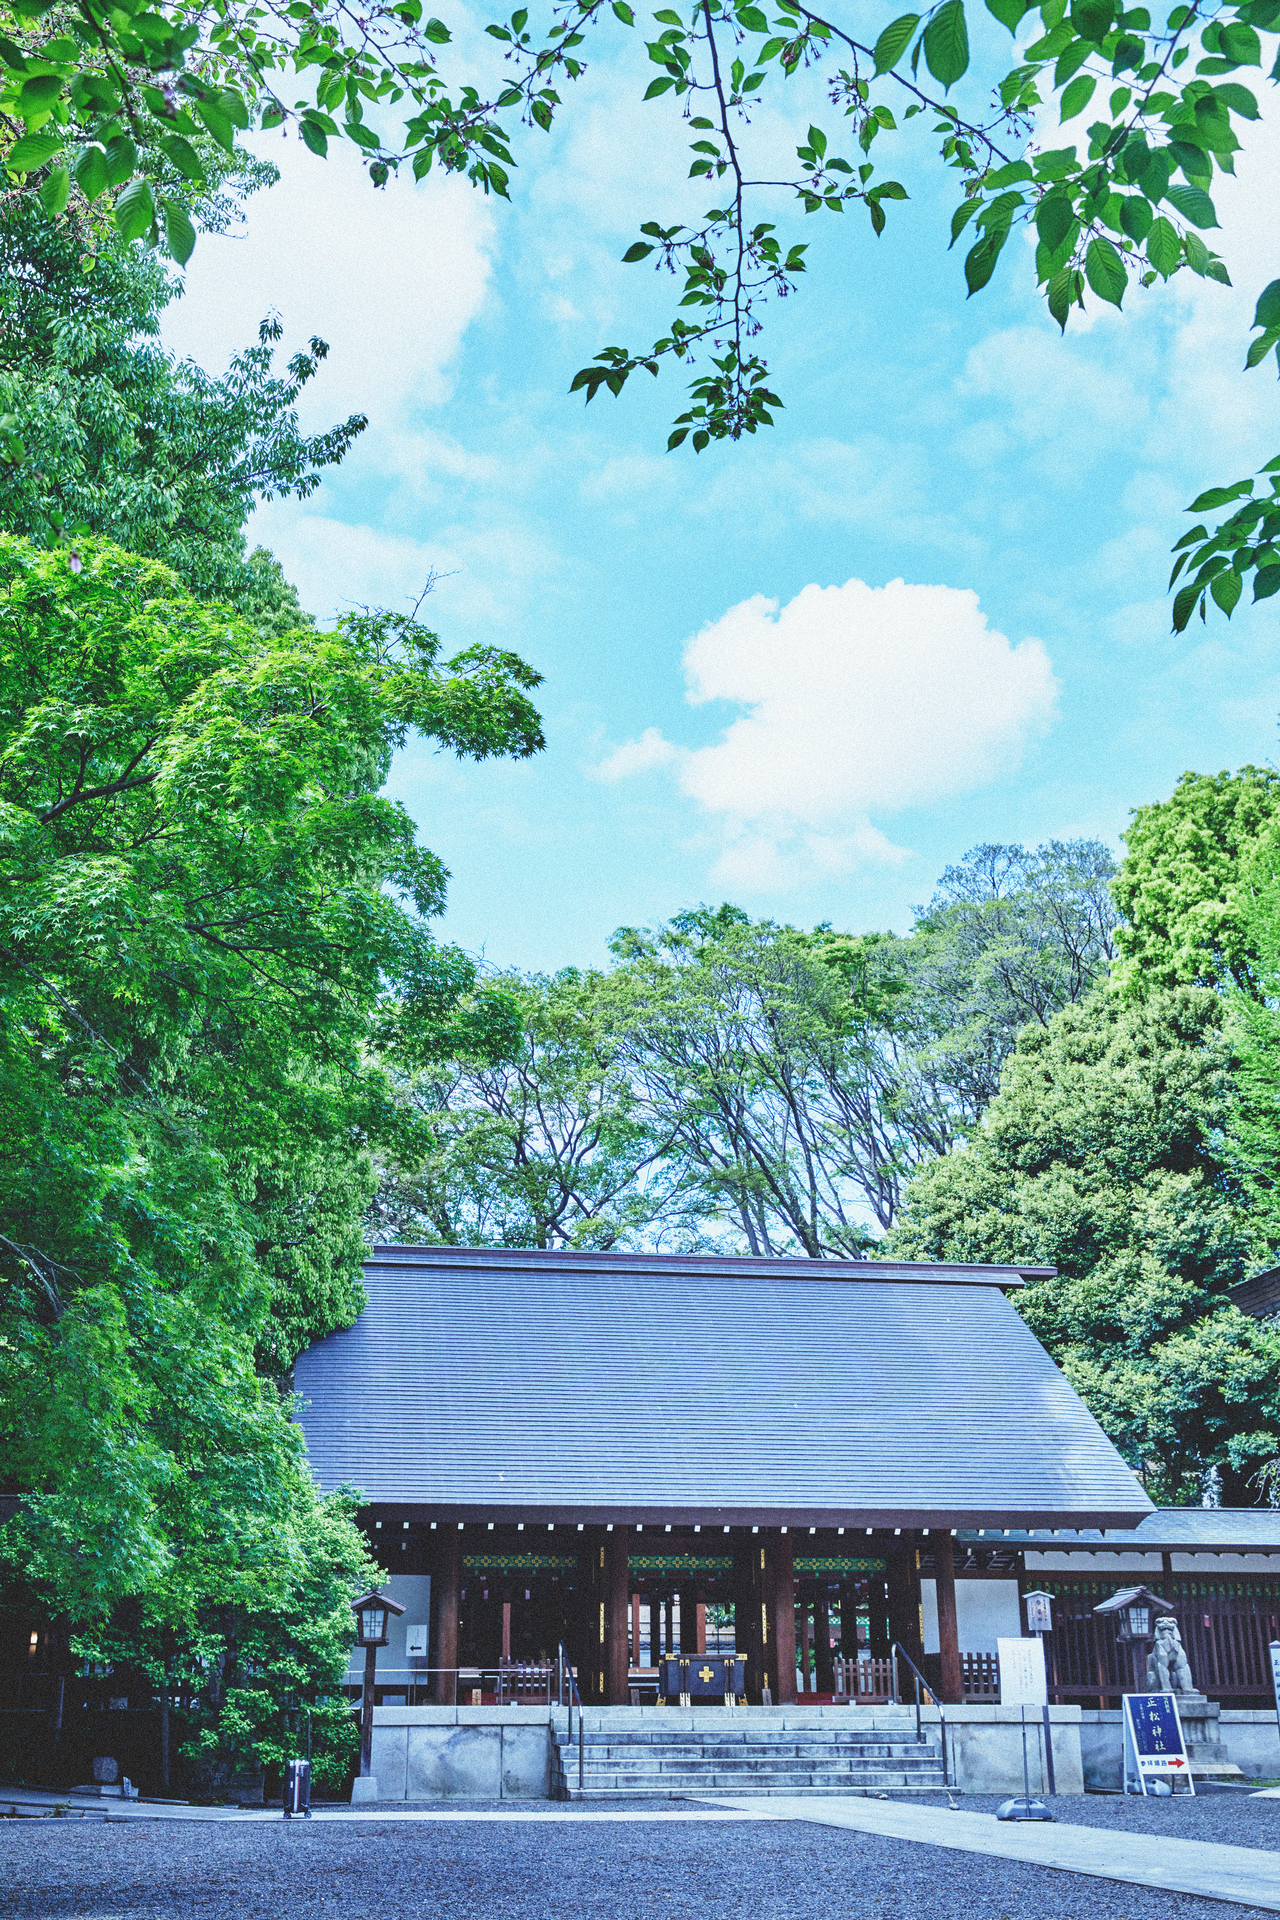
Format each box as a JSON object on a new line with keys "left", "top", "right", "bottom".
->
{"left": 0, "top": 197, "right": 365, "bottom": 604}
{"left": 0, "top": 533, "right": 545, "bottom": 1772}
{"left": 373, "top": 966, "right": 707, "bottom": 1250}
{"left": 1112, "top": 765, "right": 1280, "bottom": 995}
{"left": 889, "top": 985, "right": 1280, "bottom": 1503}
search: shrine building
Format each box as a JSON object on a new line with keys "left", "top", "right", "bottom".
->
{"left": 292, "top": 1245, "right": 1152, "bottom": 1707}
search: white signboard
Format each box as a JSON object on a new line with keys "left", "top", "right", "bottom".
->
{"left": 1024, "top": 1592, "right": 1053, "bottom": 1633}
{"left": 997, "top": 1636, "right": 1047, "bottom": 1707}
{"left": 406, "top": 1624, "right": 430, "bottom": 1659}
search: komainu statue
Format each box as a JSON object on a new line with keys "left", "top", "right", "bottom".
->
{"left": 1147, "top": 1615, "right": 1195, "bottom": 1693}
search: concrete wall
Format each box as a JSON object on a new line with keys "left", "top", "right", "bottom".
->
{"left": 369, "top": 1706, "right": 552, "bottom": 1800}
{"left": 1081, "top": 1710, "right": 1280, "bottom": 1788}
{"left": 919, "top": 1704, "right": 1083, "bottom": 1795}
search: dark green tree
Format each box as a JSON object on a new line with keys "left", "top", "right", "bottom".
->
{"left": 0, "top": 197, "right": 364, "bottom": 607}
{"left": 890, "top": 986, "right": 1280, "bottom": 1503}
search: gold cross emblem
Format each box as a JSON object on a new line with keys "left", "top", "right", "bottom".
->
{"left": 699, "top": 1666, "right": 714, "bottom": 1684}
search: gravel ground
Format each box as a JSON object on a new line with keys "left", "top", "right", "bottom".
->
{"left": 3, "top": 1802, "right": 1280, "bottom": 1920}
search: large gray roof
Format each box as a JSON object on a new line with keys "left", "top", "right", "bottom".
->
{"left": 292, "top": 1247, "right": 1153, "bottom": 1528}
{"left": 964, "top": 1508, "right": 1280, "bottom": 1553}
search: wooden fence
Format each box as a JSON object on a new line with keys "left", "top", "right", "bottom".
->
{"left": 1034, "top": 1574, "right": 1280, "bottom": 1706}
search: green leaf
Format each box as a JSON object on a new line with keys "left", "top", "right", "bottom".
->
{"left": 4, "top": 131, "right": 61, "bottom": 171}
{"left": 1146, "top": 216, "right": 1181, "bottom": 277}
{"left": 1220, "top": 22, "right": 1262, "bottom": 64}
{"left": 1171, "top": 582, "right": 1201, "bottom": 630}
{"left": 985, "top": 0, "right": 1028, "bottom": 30}
{"left": 1046, "top": 265, "right": 1075, "bottom": 329}
{"left": 1210, "top": 568, "right": 1242, "bottom": 615}
{"left": 613, "top": 0, "right": 635, "bottom": 19}
{"left": 17, "top": 72, "right": 65, "bottom": 109}
{"left": 622, "top": 241, "right": 655, "bottom": 261}
{"left": 964, "top": 228, "right": 1006, "bottom": 293}
{"left": 104, "top": 137, "right": 138, "bottom": 188}
{"left": 873, "top": 12, "right": 919, "bottom": 70}
{"left": 1070, "top": 0, "right": 1112, "bottom": 39}
{"left": 1059, "top": 72, "right": 1096, "bottom": 119}
{"left": 114, "top": 177, "right": 155, "bottom": 245}
{"left": 1035, "top": 190, "right": 1075, "bottom": 249}
{"left": 424, "top": 16, "right": 451, "bottom": 39}
{"left": 1166, "top": 182, "right": 1219, "bottom": 227}
{"left": 1085, "top": 233, "right": 1126, "bottom": 305}
{"left": 807, "top": 124, "right": 827, "bottom": 157}
{"left": 1119, "top": 194, "right": 1153, "bottom": 240}
{"left": 736, "top": 3, "right": 770, "bottom": 26}
{"left": 1255, "top": 565, "right": 1280, "bottom": 601}
{"left": 923, "top": 0, "right": 969, "bottom": 87}
{"left": 38, "top": 165, "right": 69, "bottom": 216}
{"left": 73, "top": 144, "right": 110, "bottom": 202}
{"left": 161, "top": 194, "right": 196, "bottom": 265}
{"left": 1182, "top": 229, "right": 1210, "bottom": 274}
{"left": 160, "top": 135, "right": 204, "bottom": 183}
{"left": 195, "top": 99, "right": 236, "bottom": 152}
{"left": 1213, "top": 80, "right": 1259, "bottom": 116}
{"left": 950, "top": 196, "right": 978, "bottom": 245}
{"left": 1137, "top": 148, "right": 1170, "bottom": 199}
{"left": 300, "top": 118, "right": 329, "bottom": 156}
{"left": 1254, "top": 280, "right": 1280, "bottom": 331}
{"left": 643, "top": 74, "right": 677, "bottom": 95}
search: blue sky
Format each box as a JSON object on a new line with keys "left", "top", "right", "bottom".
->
{"left": 162, "top": 32, "right": 1280, "bottom": 971}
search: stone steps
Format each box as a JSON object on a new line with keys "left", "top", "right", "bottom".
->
{"left": 551, "top": 1720, "right": 945, "bottom": 1800}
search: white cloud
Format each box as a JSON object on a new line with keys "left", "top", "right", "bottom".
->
{"left": 162, "top": 141, "right": 495, "bottom": 428}
{"left": 596, "top": 576, "right": 1058, "bottom": 889}
{"left": 594, "top": 726, "right": 681, "bottom": 781}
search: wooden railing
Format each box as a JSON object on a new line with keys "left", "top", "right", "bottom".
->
{"left": 1033, "top": 1575, "right": 1280, "bottom": 1706}
{"left": 832, "top": 1657, "right": 895, "bottom": 1702}
{"left": 961, "top": 1651, "right": 1000, "bottom": 1701}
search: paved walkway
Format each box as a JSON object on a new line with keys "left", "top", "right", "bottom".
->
{"left": 702, "top": 1793, "right": 1280, "bottom": 1911}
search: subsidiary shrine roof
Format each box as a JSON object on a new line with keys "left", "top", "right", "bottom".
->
{"left": 292, "top": 1246, "right": 1153, "bottom": 1530}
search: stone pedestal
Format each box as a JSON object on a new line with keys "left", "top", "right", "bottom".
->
{"left": 1169, "top": 1692, "right": 1244, "bottom": 1779}
{"left": 351, "top": 1774, "right": 380, "bottom": 1803}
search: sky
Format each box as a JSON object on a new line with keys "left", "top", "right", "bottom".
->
{"left": 161, "top": 21, "right": 1280, "bottom": 972}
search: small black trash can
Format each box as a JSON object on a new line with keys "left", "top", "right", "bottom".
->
{"left": 283, "top": 1758, "right": 312, "bottom": 1818}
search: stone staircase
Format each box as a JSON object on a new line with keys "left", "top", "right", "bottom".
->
{"left": 551, "top": 1706, "right": 945, "bottom": 1800}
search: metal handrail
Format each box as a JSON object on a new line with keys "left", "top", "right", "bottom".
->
{"left": 891, "top": 1643, "right": 948, "bottom": 1789}
{"left": 557, "top": 1641, "right": 584, "bottom": 1792}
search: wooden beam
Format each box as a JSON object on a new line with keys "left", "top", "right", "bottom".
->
{"left": 934, "top": 1533, "right": 963, "bottom": 1705}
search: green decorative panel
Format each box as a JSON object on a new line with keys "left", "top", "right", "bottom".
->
{"left": 794, "top": 1557, "right": 887, "bottom": 1575}
{"left": 629, "top": 1554, "right": 733, "bottom": 1574}
{"left": 462, "top": 1553, "right": 578, "bottom": 1573}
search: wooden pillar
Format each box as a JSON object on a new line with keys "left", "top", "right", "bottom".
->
{"left": 770, "top": 1532, "right": 798, "bottom": 1704}
{"left": 800, "top": 1594, "right": 812, "bottom": 1691}
{"left": 433, "top": 1529, "right": 460, "bottom": 1704}
{"left": 695, "top": 1601, "right": 706, "bottom": 1657}
{"left": 632, "top": 1592, "right": 641, "bottom": 1667}
{"left": 886, "top": 1538, "right": 923, "bottom": 1675}
{"left": 678, "top": 1581, "right": 698, "bottom": 1655}
{"left": 934, "top": 1534, "right": 962, "bottom": 1705}
{"left": 815, "top": 1582, "right": 835, "bottom": 1694}
{"left": 605, "top": 1532, "right": 630, "bottom": 1704}
{"left": 867, "top": 1567, "right": 890, "bottom": 1657}
{"left": 501, "top": 1597, "right": 512, "bottom": 1662}
{"left": 733, "top": 1543, "right": 764, "bottom": 1702}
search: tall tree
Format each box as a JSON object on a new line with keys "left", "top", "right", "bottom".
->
{"left": 0, "top": 198, "right": 365, "bottom": 608}
{"left": 889, "top": 986, "right": 1280, "bottom": 1504}
{"left": 1112, "top": 767, "right": 1280, "bottom": 997}
{"left": 0, "top": 534, "right": 543, "bottom": 1671}
{"left": 373, "top": 968, "right": 706, "bottom": 1250}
